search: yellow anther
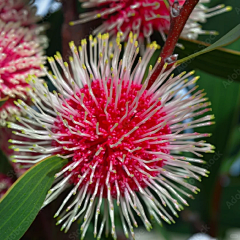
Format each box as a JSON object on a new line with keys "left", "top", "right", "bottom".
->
{"left": 69, "top": 41, "right": 74, "bottom": 48}
{"left": 56, "top": 51, "right": 61, "bottom": 58}
{"left": 179, "top": 71, "right": 186, "bottom": 77}
{"left": 193, "top": 76, "right": 200, "bottom": 83}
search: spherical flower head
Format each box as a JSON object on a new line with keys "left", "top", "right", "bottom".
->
{"left": 0, "top": 173, "right": 13, "bottom": 198}
{"left": 9, "top": 33, "right": 214, "bottom": 239}
{"left": 72, "top": 0, "right": 231, "bottom": 42}
{"left": 0, "top": 0, "right": 47, "bottom": 125}
{"left": 0, "top": 0, "right": 40, "bottom": 26}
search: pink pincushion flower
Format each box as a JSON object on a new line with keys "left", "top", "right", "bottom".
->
{"left": 72, "top": 0, "right": 231, "bottom": 42}
{"left": 0, "top": 0, "right": 47, "bottom": 126}
{"left": 0, "top": 21, "right": 45, "bottom": 96}
{"left": 51, "top": 79, "right": 170, "bottom": 196}
{"left": 8, "top": 33, "right": 214, "bottom": 239}
{"left": 0, "top": 0, "right": 40, "bottom": 26}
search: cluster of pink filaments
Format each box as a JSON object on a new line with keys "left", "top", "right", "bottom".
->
{"left": 97, "top": 0, "right": 180, "bottom": 38}
{"left": 0, "top": 0, "right": 46, "bottom": 126}
{"left": 0, "top": 0, "right": 40, "bottom": 25}
{"left": 53, "top": 80, "right": 170, "bottom": 198}
{"left": 0, "top": 25, "right": 43, "bottom": 92}
{"left": 0, "top": 21, "right": 45, "bottom": 126}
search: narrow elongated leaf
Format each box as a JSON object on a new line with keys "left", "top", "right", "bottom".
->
{"left": 177, "top": 24, "right": 240, "bottom": 64}
{"left": 176, "top": 38, "right": 240, "bottom": 81}
{"left": 0, "top": 97, "right": 8, "bottom": 108}
{"left": 0, "top": 156, "right": 67, "bottom": 240}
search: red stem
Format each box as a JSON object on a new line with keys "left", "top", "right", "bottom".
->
{"left": 147, "top": 0, "right": 200, "bottom": 88}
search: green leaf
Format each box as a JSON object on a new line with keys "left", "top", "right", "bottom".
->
{"left": 177, "top": 24, "right": 240, "bottom": 64}
{"left": 176, "top": 38, "right": 240, "bottom": 81}
{"left": 0, "top": 97, "right": 8, "bottom": 108}
{"left": 0, "top": 155, "right": 68, "bottom": 240}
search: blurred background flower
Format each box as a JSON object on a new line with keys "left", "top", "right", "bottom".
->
{"left": 0, "top": 0, "right": 48, "bottom": 126}
{"left": 71, "top": 0, "right": 231, "bottom": 44}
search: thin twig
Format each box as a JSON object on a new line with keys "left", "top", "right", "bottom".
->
{"left": 147, "top": 0, "right": 200, "bottom": 88}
